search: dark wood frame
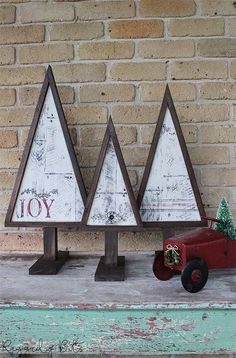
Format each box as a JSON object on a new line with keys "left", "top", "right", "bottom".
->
{"left": 4, "top": 65, "right": 87, "bottom": 275}
{"left": 82, "top": 116, "right": 142, "bottom": 230}
{"left": 137, "top": 85, "right": 206, "bottom": 228}
{"left": 5, "top": 65, "right": 87, "bottom": 228}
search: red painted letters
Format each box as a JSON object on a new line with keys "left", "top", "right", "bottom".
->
{"left": 19, "top": 198, "right": 54, "bottom": 219}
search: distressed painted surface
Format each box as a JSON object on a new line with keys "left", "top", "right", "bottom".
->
{"left": 1, "top": 255, "right": 236, "bottom": 355}
{"left": 12, "top": 87, "right": 84, "bottom": 222}
{"left": 88, "top": 139, "right": 137, "bottom": 226}
{"left": 1, "top": 305, "right": 236, "bottom": 355}
{"left": 140, "top": 108, "right": 200, "bottom": 222}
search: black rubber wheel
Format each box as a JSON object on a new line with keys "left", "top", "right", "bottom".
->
{"left": 153, "top": 251, "right": 174, "bottom": 281}
{"left": 181, "top": 259, "right": 208, "bottom": 293}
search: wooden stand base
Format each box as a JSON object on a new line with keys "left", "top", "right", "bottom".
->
{"left": 29, "top": 227, "right": 69, "bottom": 275}
{"left": 95, "top": 255, "right": 125, "bottom": 281}
{"left": 29, "top": 251, "right": 69, "bottom": 275}
{"left": 95, "top": 231, "right": 125, "bottom": 281}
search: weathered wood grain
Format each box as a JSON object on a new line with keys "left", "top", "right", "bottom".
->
{"left": 1, "top": 253, "right": 236, "bottom": 304}
{"left": 1, "top": 254, "right": 236, "bottom": 355}
{"left": 6, "top": 66, "right": 87, "bottom": 227}
{"left": 140, "top": 108, "right": 200, "bottom": 222}
{"left": 82, "top": 117, "right": 142, "bottom": 230}
{"left": 12, "top": 87, "right": 84, "bottom": 223}
{"left": 88, "top": 139, "right": 137, "bottom": 226}
{"left": 138, "top": 86, "right": 205, "bottom": 227}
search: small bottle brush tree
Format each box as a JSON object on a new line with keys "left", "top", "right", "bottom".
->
{"left": 215, "top": 198, "right": 235, "bottom": 240}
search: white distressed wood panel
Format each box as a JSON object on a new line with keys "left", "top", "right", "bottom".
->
{"left": 88, "top": 139, "right": 137, "bottom": 226}
{"left": 12, "top": 87, "right": 84, "bottom": 222}
{"left": 140, "top": 108, "right": 201, "bottom": 222}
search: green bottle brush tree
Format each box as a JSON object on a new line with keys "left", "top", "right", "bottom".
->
{"left": 214, "top": 197, "right": 235, "bottom": 240}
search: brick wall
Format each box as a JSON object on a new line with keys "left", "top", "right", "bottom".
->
{"left": 0, "top": 0, "right": 236, "bottom": 254}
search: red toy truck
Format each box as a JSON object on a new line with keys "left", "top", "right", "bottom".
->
{"left": 153, "top": 217, "right": 236, "bottom": 293}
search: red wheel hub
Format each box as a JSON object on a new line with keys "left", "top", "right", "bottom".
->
{"left": 191, "top": 269, "right": 202, "bottom": 282}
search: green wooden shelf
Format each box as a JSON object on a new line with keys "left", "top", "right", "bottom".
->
{"left": 0, "top": 253, "right": 236, "bottom": 355}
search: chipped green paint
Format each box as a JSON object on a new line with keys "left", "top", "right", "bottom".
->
{"left": 1, "top": 303, "right": 236, "bottom": 355}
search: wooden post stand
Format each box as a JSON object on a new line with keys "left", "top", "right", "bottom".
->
{"left": 95, "top": 231, "right": 125, "bottom": 281}
{"left": 29, "top": 227, "right": 69, "bottom": 275}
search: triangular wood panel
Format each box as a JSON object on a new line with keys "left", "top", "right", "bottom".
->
{"left": 82, "top": 117, "right": 142, "bottom": 229}
{"left": 5, "top": 66, "right": 87, "bottom": 226}
{"left": 137, "top": 85, "right": 206, "bottom": 227}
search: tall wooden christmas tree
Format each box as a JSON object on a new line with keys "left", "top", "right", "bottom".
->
{"left": 5, "top": 66, "right": 87, "bottom": 274}
{"left": 138, "top": 85, "right": 205, "bottom": 227}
